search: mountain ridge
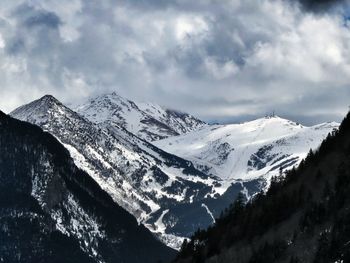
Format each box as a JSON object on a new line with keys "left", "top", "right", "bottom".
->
{"left": 155, "top": 115, "right": 339, "bottom": 189}
{"left": 10, "top": 94, "right": 231, "bottom": 249}
{"left": 74, "top": 92, "right": 206, "bottom": 141}
{"left": 0, "top": 110, "right": 175, "bottom": 263}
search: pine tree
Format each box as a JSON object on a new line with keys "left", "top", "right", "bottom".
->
{"left": 229, "top": 192, "right": 245, "bottom": 215}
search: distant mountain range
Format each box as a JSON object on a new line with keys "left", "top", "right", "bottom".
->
{"left": 10, "top": 92, "right": 338, "bottom": 252}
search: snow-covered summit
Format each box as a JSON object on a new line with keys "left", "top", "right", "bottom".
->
{"left": 10, "top": 95, "right": 64, "bottom": 124}
{"left": 154, "top": 115, "right": 339, "bottom": 187}
{"left": 74, "top": 92, "right": 206, "bottom": 141}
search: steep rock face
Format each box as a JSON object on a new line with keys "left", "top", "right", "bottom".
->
{"left": 155, "top": 116, "right": 339, "bottom": 189}
{"left": 74, "top": 92, "right": 206, "bottom": 141}
{"left": 0, "top": 111, "right": 175, "bottom": 263}
{"left": 11, "top": 95, "right": 249, "bottom": 249}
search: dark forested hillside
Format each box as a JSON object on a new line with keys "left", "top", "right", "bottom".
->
{"left": 0, "top": 111, "right": 175, "bottom": 263}
{"left": 175, "top": 112, "right": 350, "bottom": 263}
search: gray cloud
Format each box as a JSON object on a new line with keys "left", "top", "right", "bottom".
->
{"left": 295, "top": 0, "right": 346, "bottom": 12}
{"left": 0, "top": 0, "right": 349, "bottom": 125}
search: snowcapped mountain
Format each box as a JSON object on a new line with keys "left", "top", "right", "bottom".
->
{"left": 0, "top": 111, "right": 175, "bottom": 263}
{"left": 74, "top": 92, "right": 206, "bottom": 141}
{"left": 175, "top": 112, "right": 350, "bottom": 263}
{"left": 10, "top": 95, "right": 339, "bottom": 251}
{"left": 154, "top": 116, "right": 339, "bottom": 190}
{"left": 11, "top": 95, "right": 247, "bottom": 249}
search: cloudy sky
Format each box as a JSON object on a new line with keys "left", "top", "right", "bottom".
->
{"left": 0, "top": 0, "right": 350, "bottom": 124}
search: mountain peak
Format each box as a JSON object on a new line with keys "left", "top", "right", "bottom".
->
{"left": 40, "top": 94, "right": 59, "bottom": 102}
{"left": 75, "top": 92, "right": 206, "bottom": 141}
{"left": 92, "top": 91, "right": 124, "bottom": 101}
{"left": 239, "top": 115, "right": 303, "bottom": 130}
{"left": 10, "top": 95, "right": 79, "bottom": 127}
{"left": 11, "top": 94, "right": 62, "bottom": 115}
{"left": 34, "top": 94, "right": 64, "bottom": 108}
{"left": 13, "top": 94, "right": 62, "bottom": 112}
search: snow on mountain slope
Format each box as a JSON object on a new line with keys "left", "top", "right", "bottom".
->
{"left": 11, "top": 95, "right": 247, "bottom": 250}
{"left": 74, "top": 92, "right": 206, "bottom": 141}
{"left": 11, "top": 95, "right": 338, "bottom": 250}
{"left": 0, "top": 111, "right": 175, "bottom": 263}
{"left": 154, "top": 116, "right": 339, "bottom": 190}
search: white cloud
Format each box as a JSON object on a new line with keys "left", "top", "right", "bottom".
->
{"left": 175, "top": 15, "right": 208, "bottom": 41}
{"left": 0, "top": 0, "right": 348, "bottom": 124}
{"left": 0, "top": 33, "right": 5, "bottom": 48}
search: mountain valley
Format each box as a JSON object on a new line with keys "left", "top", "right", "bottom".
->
{"left": 10, "top": 93, "right": 338, "bottom": 251}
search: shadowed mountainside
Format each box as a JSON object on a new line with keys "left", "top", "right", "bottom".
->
{"left": 0, "top": 111, "right": 175, "bottom": 263}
